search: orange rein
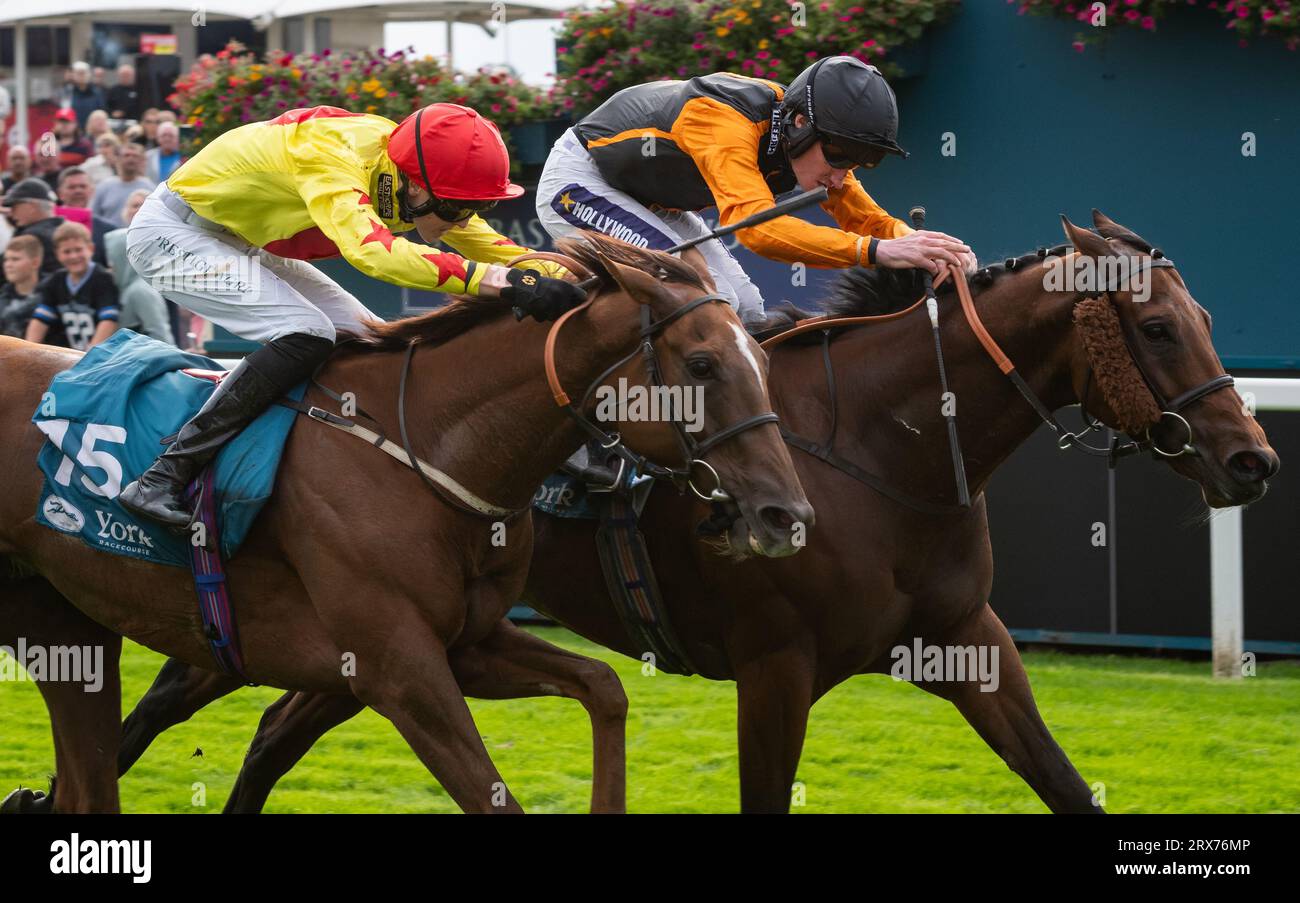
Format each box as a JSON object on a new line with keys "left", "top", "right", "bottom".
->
{"left": 758, "top": 264, "right": 1016, "bottom": 376}
{"left": 507, "top": 251, "right": 598, "bottom": 407}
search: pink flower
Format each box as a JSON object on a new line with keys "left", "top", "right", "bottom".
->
{"left": 1124, "top": 8, "right": 1139, "bottom": 19}
{"left": 1141, "top": 15, "right": 1155, "bottom": 28}
{"left": 1072, "top": 40, "right": 1086, "bottom": 51}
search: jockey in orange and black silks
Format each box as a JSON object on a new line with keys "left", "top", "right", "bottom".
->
{"left": 537, "top": 56, "right": 976, "bottom": 326}
{"left": 120, "top": 102, "right": 585, "bottom": 531}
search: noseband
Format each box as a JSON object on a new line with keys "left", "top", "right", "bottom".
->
{"left": 517, "top": 252, "right": 779, "bottom": 503}
{"left": 1068, "top": 253, "right": 1236, "bottom": 461}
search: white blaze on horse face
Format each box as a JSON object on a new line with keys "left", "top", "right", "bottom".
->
{"left": 729, "top": 322, "right": 765, "bottom": 391}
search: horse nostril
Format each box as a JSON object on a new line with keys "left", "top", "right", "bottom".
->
{"left": 759, "top": 502, "right": 815, "bottom": 535}
{"left": 759, "top": 505, "right": 796, "bottom": 533}
{"left": 1227, "top": 450, "right": 1277, "bottom": 484}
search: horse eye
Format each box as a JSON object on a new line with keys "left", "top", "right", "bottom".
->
{"left": 1142, "top": 322, "right": 1172, "bottom": 342}
{"left": 687, "top": 358, "right": 714, "bottom": 379}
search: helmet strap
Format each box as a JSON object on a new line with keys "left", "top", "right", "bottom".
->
{"left": 783, "top": 57, "right": 829, "bottom": 161}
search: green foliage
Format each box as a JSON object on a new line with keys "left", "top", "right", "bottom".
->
{"left": 554, "top": 0, "right": 961, "bottom": 113}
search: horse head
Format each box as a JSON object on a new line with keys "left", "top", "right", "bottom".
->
{"left": 1062, "top": 210, "right": 1279, "bottom": 507}
{"left": 556, "top": 232, "right": 814, "bottom": 558}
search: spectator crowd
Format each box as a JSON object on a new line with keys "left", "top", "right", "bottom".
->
{"left": 0, "top": 60, "right": 198, "bottom": 353}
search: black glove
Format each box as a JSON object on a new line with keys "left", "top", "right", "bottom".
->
{"left": 501, "top": 268, "right": 586, "bottom": 322}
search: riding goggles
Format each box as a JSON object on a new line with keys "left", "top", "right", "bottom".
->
{"left": 820, "top": 135, "right": 890, "bottom": 171}
{"left": 399, "top": 177, "right": 499, "bottom": 222}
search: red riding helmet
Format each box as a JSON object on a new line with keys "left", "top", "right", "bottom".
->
{"left": 387, "top": 103, "right": 524, "bottom": 202}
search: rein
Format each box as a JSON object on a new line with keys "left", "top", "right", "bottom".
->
{"left": 521, "top": 250, "right": 780, "bottom": 504}
{"left": 760, "top": 249, "right": 1236, "bottom": 513}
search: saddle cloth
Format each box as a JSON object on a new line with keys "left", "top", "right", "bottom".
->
{"left": 30, "top": 329, "right": 306, "bottom": 567}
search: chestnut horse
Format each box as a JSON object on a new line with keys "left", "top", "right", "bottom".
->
{"left": 16, "top": 211, "right": 1279, "bottom": 814}
{"left": 0, "top": 233, "right": 812, "bottom": 813}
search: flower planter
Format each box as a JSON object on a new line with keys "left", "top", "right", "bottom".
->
{"left": 507, "top": 117, "right": 573, "bottom": 165}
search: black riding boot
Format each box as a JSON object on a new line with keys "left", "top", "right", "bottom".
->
{"left": 118, "top": 333, "right": 334, "bottom": 531}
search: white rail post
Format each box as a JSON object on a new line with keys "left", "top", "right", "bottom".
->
{"left": 1210, "top": 507, "right": 1244, "bottom": 679}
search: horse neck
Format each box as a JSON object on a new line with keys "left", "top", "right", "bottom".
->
{"left": 822, "top": 267, "right": 1086, "bottom": 503}
{"left": 399, "top": 303, "right": 645, "bottom": 511}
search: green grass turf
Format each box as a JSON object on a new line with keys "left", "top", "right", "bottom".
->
{"left": 3, "top": 628, "right": 1297, "bottom": 813}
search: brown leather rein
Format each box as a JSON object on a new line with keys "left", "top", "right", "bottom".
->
{"left": 516, "top": 251, "right": 780, "bottom": 503}
{"left": 758, "top": 254, "right": 1236, "bottom": 514}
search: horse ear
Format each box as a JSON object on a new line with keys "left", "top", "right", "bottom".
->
{"left": 678, "top": 247, "right": 716, "bottom": 291}
{"left": 1061, "top": 214, "right": 1111, "bottom": 258}
{"left": 1091, "top": 208, "right": 1152, "bottom": 250}
{"left": 1091, "top": 208, "right": 1121, "bottom": 232}
{"left": 597, "top": 253, "right": 664, "bottom": 307}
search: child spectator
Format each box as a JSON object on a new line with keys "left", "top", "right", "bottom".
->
{"left": 25, "top": 221, "right": 119, "bottom": 350}
{"left": 0, "top": 235, "right": 43, "bottom": 337}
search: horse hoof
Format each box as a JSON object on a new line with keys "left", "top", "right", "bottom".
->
{"left": 1, "top": 789, "right": 41, "bottom": 815}
{"left": 0, "top": 787, "right": 53, "bottom": 814}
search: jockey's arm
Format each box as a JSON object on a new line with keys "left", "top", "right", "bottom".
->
{"left": 289, "top": 136, "right": 488, "bottom": 295}
{"left": 439, "top": 216, "right": 571, "bottom": 280}
{"left": 824, "top": 170, "right": 913, "bottom": 240}
{"left": 675, "top": 101, "right": 887, "bottom": 268}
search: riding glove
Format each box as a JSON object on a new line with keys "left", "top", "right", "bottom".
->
{"left": 502, "top": 268, "right": 587, "bottom": 322}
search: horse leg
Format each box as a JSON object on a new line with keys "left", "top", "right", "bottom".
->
{"left": 223, "top": 692, "right": 363, "bottom": 814}
{"left": 915, "top": 603, "right": 1101, "bottom": 814}
{"left": 0, "top": 577, "right": 122, "bottom": 813}
{"left": 450, "top": 619, "right": 628, "bottom": 813}
{"left": 324, "top": 594, "right": 521, "bottom": 814}
{"left": 119, "top": 657, "right": 245, "bottom": 776}
{"left": 732, "top": 636, "right": 816, "bottom": 814}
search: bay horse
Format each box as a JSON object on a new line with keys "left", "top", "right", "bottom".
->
{"left": 0, "top": 232, "right": 812, "bottom": 814}
{"left": 17, "top": 210, "right": 1279, "bottom": 814}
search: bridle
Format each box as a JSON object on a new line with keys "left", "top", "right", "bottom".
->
{"left": 760, "top": 246, "right": 1237, "bottom": 513}
{"left": 1054, "top": 251, "right": 1235, "bottom": 462}
{"left": 519, "top": 252, "right": 780, "bottom": 504}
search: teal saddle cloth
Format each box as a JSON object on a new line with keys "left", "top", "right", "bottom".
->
{"left": 31, "top": 330, "right": 306, "bottom": 567}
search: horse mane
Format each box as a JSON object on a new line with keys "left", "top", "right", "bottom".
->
{"left": 335, "top": 230, "right": 706, "bottom": 354}
{"left": 757, "top": 230, "right": 1140, "bottom": 345}
{"left": 555, "top": 231, "right": 709, "bottom": 293}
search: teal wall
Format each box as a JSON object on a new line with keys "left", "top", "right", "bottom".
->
{"left": 876, "top": 1, "right": 1300, "bottom": 369}
{"left": 211, "top": 1, "right": 1298, "bottom": 368}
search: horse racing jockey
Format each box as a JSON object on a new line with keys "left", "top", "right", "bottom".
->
{"left": 537, "top": 55, "right": 976, "bottom": 326}
{"left": 119, "top": 102, "right": 586, "bottom": 530}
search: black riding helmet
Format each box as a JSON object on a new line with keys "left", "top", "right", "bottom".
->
{"left": 780, "top": 56, "right": 909, "bottom": 170}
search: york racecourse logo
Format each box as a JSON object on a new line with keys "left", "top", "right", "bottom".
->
{"left": 49, "top": 834, "right": 151, "bottom": 883}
